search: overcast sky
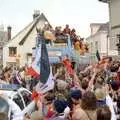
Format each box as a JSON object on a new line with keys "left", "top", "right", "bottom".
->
{"left": 0, "top": 0, "right": 109, "bottom": 37}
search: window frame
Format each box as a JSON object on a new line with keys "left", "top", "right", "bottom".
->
{"left": 9, "top": 47, "right": 17, "bottom": 57}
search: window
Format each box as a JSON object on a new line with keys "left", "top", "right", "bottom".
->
{"left": 20, "top": 90, "right": 32, "bottom": 106}
{"left": 9, "top": 47, "right": 17, "bottom": 57}
{"left": 13, "top": 94, "right": 24, "bottom": 110}
{"left": 91, "top": 42, "right": 93, "bottom": 51}
{"left": 95, "top": 41, "right": 98, "bottom": 51}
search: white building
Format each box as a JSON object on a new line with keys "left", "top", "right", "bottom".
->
{"left": 86, "top": 23, "right": 118, "bottom": 57}
{"left": 3, "top": 11, "right": 51, "bottom": 67}
{"left": 99, "top": 0, "right": 120, "bottom": 55}
{"left": 0, "top": 25, "right": 12, "bottom": 66}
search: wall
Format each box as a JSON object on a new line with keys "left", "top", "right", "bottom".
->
{"left": 20, "top": 20, "right": 46, "bottom": 66}
{"left": 109, "top": 0, "right": 120, "bottom": 50}
{"left": 87, "top": 31, "right": 118, "bottom": 56}
{"left": 87, "top": 32, "right": 101, "bottom": 54}
{"left": 100, "top": 32, "right": 108, "bottom": 55}
{"left": 90, "top": 24, "right": 101, "bottom": 35}
{"left": 3, "top": 17, "right": 48, "bottom": 67}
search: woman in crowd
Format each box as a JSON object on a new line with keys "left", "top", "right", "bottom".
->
{"left": 97, "top": 105, "right": 111, "bottom": 120}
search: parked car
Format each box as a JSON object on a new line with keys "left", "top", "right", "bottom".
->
{"left": 0, "top": 84, "right": 35, "bottom": 120}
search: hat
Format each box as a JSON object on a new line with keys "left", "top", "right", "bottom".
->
{"left": 110, "top": 80, "right": 120, "bottom": 91}
{"left": 54, "top": 100, "right": 68, "bottom": 113}
{"left": 57, "top": 80, "right": 68, "bottom": 90}
{"left": 95, "top": 88, "right": 106, "bottom": 101}
{"left": 70, "top": 90, "right": 82, "bottom": 100}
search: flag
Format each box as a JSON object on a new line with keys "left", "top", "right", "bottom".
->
{"left": 96, "top": 50, "right": 101, "bottom": 61}
{"left": 29, "top": 33, "right": 54, "bottom": 93}
{"left": 28, "top": 45, "right": 41, "bottom": 78}
{"left": 36, "top": 34, "right": 55, "bottom": 93}
{"left": 40, "top": 35, "right": 50, "bottom": 84}
{"left": 38, "top": 68, "right": 55, "bottom": 94}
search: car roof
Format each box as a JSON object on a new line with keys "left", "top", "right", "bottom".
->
{"left": 0, "top": 90, "right": 17, "bottom": 98}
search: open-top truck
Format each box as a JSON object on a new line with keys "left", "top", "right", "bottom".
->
{"left": 46, "top": 35, "right": 96, "bottom": 65}
{"left": 33, "top": 33, "right": 96, "bottom": 70}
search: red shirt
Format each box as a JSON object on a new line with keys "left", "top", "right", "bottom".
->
{"left": 63, "top": 59, "right": 75, "bottom": 75}
{"left": 63, "top": 28, "right": 71, "bottom": 34}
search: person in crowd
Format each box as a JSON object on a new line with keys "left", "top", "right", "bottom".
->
{"left": 30, "top": 111, "right": 44, "bottom": 120}
{"left": 12, "top": 67, "right": 22, "bottom": 85}
{"left": 55, "top": 79, "right": 69, "bottom": 100}
{"left": 95, "top": 88, "right": 106, "bottom": 107}
{"left": 70, "top": 29, "right": 76, "bottom": 40}
{"left": 70, "top": 29, "right": 77, "bottom": 45}
{"left": 97, "top": 105, "right": 111, "bottom": 120}
{"left": 43, "top": 92, "right": 55, "bottom": 119}
{"left": 81, "top": 91, "right": 97, "bottom": 120}
{"left": 63, "top": 24, "right": 71, "bottom": 35}
{"left": 55, "top": 26, "right": 63, "bottom": 37}
{"left": 49, "top": 99, "right": 69, "bottom": 120}
{"left": 19, "top": 67, "right": 27, "bottom": 88}
{"left": 69, "top": 90, "right": 89, "bottom": 120}
{"left": 74, "top": 40, "right": 86, "bottom": 55}
{"left": 0, "top": 67, "right": 12, "bottom": 84}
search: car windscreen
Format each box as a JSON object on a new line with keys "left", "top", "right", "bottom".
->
{"left": 13, "top": 94, "right": 24, "bottom": 110}
{"left": 20, "top": 90, "right": 32, "bottom": 106}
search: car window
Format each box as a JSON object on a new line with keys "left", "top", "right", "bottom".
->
{"left": 20, "top": 90, "right": 32, "bottom": 106}
{"left": 12, "top": 94, "right": 24, "bottom": 110}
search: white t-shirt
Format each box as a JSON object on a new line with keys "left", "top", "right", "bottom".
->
{"left": 106, "top": 95, "right": 117, "bottom": 120}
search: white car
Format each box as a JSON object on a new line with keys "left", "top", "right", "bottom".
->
{"left": 0, "top": 85, "right": 35, "bottom": 120}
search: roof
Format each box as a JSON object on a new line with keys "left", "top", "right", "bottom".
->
{"left": 4, "top": 13, "right": 51, "bottom": 46}
{"left": 86, "top": 22, "right": 109, "bottom": 40}
{"left": 98, "top": 0, "right": 108, "bottom": 3}
{"left": 90, "top": 23, "right": 103, "bottom": 26}
{"left": 19, "top": 13, "right": 51, "bottom": 45}
{"left": 97, "top": 23, "right": 109, "bottom": 32}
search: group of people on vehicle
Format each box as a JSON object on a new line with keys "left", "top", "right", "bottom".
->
{"left": 43, "top": 24, "right": 89, "bottom": 55}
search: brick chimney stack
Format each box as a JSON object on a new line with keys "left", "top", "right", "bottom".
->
{"left": 7, "top": 26, "right": 12, "bottom": 40}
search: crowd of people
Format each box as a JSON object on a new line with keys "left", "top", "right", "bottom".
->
{"left": 0, "top": 55, "right": 119, "bottom": 120}
{"left": 0, "top": 24, "right": 119, "bottom": 120}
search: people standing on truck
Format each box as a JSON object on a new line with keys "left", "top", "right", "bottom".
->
{"left": 70, "top": 28, "right": 77, "bottom": 46}
{"left": 55, "top": 26, "right": 63, "bottom": 37}
{"left": 63, "top": 24, "right": 71, "bottom": 35}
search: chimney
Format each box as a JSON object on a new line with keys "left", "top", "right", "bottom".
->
{"left": 7, "top": 26, "right": 12, "bottom": 40}
{"left": 33, "top": 10, "right": 40, "bottom": 20}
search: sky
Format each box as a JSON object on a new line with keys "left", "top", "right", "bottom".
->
{"left": 0, "top": 0, "right": 109, "bottom": 38}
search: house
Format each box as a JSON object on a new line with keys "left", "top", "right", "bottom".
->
{"left": 0, "top": 24, "right": 11, "bottom": 66}
{"left": 99, "top": 0, "right": 120, "bottom": 55}
{"left": 86, "top": 22, "right": 118, "bottom": 57}
{"left": 3, "top": 10, "right": 51, "bottom": 67}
